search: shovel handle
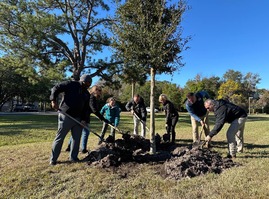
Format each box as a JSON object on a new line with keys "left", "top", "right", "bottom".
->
{"left": 57, "top": 109, "right": 104, "bottom": 141}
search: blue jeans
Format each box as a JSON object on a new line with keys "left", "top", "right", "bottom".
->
{"left": 51, "top": 113, "right": 83, "bottom": 162}
{"left": 69, "top": 124, "right": 90, "bottom": 151}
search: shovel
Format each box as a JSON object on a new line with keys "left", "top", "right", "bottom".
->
{"left": 93, "top": 115, "right": 130, "bottom": 136}
{"left": 192, "top": 123, "right": 205, "bottom": 148}
{"left": 107, "top": 123, "right": 130, "bottom": 135}
{"left": 133, "top": 112, "right": 150, "bottom": 132}
{"left": 58, "top": 109, "right": 106, "bottom": 143}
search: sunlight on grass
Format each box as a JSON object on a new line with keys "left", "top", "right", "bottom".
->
{"left": 0, "top": 113, "right": 269, "bottom": 198}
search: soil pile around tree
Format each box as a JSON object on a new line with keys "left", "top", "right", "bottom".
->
{"left": 163, "top": 146, "right": 239, "bottom": 180}
{"left": 83, "top": 134, "right": 240, "bottom": 180}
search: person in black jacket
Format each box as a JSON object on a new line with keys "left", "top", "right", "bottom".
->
{"left": 66, "top": 85, "right": 109, "bottom": 153}
{"left": 49, "top": 74, "right": 92, "bottom": 165}
{"left": 125, "top": 94, "right": 147, "bottom": 137}
{"left": 159, "top": 94, "right": 179, "bottom": 144}
{"left": 204, "top": 99, "right": 247, "bottom": 158}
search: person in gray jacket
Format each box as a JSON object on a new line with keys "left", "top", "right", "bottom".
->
{"left": 204, "top": 99, "right": 247, "bottom": 158}
{"left": 49, "top": 74, "right": 92, "bottom": 165}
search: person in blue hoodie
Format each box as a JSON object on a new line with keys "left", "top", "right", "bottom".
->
{"left": 98, "top": 97, "right": 121, "bottom": 144}
{"left": 185, "top": 91, "right": 210, "bottom": 145}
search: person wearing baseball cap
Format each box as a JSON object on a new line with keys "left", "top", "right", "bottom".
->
{"left": 49, "top": 74, "right": 92, "bottom": 165}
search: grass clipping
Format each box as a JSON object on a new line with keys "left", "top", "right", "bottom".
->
{"left": 83, "top": 134, "right": 240, "bottom": 180}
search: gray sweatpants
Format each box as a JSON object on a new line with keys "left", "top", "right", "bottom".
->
{"left": 227, "top": 117, "right": 247, "bottom": 156}
{"left": 50, "top": 113, "right": 83, "bottom": 162}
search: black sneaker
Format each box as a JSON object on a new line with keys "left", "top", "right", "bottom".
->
{"left": 69, "top": 157, "right": 80, "bottom": 163}
{"left": 226, "top": 154, "right": 236, "bottom": 159}
{"left": 50, "top": 161, "right": 57, "bottom": 166}
{"left": 81, "top": 149, "right": 88, "bottom": 154}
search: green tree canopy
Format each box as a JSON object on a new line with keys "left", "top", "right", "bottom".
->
{"left": 112, "top": 0, "right": 189, "bottom": 153}
{"left": 0, "top": 0, "right": 119, "bottom": 81}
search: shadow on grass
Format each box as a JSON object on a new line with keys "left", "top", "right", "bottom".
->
{"left": 246, "top": 115, "right": 269, "bottom": 122}
{"left": 0, "top": 130, "right": 24, "bottom": 136}
{"left": 243, "top": 151, "right": 269, "bottom": 158}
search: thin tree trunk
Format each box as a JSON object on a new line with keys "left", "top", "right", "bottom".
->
{"left": 131, "top": 81, "right": 136, "bottom": 97}
{"left": 150, "top": 67, "right": 156, "bottom": 154}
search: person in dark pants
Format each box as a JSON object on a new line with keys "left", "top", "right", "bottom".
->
{"left": 159, "top": 94, "right": 179, "bottom": 144}
{"left": 49, "top": 74, "right": 92, "bottom": 165}
{"left": 204, "top": 99, "right": 248, "bottom": 158}
{"left": 185, "top": 91, "right": 210, "bottom": 145}
{"left": 125, "top": 94, "right": 147, "bottom": 137}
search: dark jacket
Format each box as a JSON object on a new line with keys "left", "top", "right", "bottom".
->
{"left": 163, "top": 100, "right": 179, "bottom": 124}
{"left": 50, "top": 80, "right": 89, "bottom": 120}
{"left": 86, "top": 93, "right": 105, "bottom": 123}
{"left": 209, "top": 100, "right": 247, "bottom": 137}
{"left": 125, "top": 97, "right": 147, "bottom": 121}
{"left": 186, "top": 91, "right": 209, "bottom": 122}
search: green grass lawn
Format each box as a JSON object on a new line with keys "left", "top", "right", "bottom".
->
{"left": 1, "top": 112, "right": 269, "bottom": 198}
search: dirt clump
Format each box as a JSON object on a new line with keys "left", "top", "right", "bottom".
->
{"left": 84, "top": 134, "right": 170, "bottom": 167}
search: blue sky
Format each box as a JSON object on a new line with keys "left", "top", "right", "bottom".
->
{"left": 155, "top": 0, "right": 269, "bottom": 89}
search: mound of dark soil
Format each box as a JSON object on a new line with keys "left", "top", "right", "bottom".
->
{"left": 83, "top": 133, "right": 240, "bottom": 180}
{"left": 164, "top": 146, "right": 240, "bottom": 180}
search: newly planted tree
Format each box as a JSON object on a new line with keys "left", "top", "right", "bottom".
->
{"left": 112, "top": 0, "right": 189, "bottom": 153}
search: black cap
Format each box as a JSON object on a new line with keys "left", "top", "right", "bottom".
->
{"left": 79, "top": 74, "right": 92, "bottom": 84}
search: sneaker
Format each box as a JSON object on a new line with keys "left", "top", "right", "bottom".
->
{"left": 81, "top": 149, "right": 88, "bottom": 154}
{"left": 226, "top": 154, "right": 236, "bottom": 159}
{"left": 237, "top": 149, "right": 243, "bottom": 153}
{"left": 50, "top": 161, "right": 57, "bottom": 166}
{"left": 69, "top": 157, "right": 80, "bottom": 163}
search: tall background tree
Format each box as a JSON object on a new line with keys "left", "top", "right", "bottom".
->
{"left": 112, "top": 0, "right": 189, "bottom": 153}
{"left": 0, "top": 0, "right": 120, "bottom": 81}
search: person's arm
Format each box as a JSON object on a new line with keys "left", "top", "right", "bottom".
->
{"left": 140, "top": 101, "right": 147, "bottom": 121}
{"left": 100, "top": 105, "right": 106, "bottom": 116}
{"left": 49, "top": 81, "right": 69, "bottom": 110}
{"left": 209, "top": 106, "right": 226, "bottom": 137}
{"left": 125, "top": 101, "right": 132, "bottom": 112}
{"left": 114, "top": 106, "right": 120, "bottom": 127}
{"left": 89, "top": 95, "right": 105, "bottom": 121}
